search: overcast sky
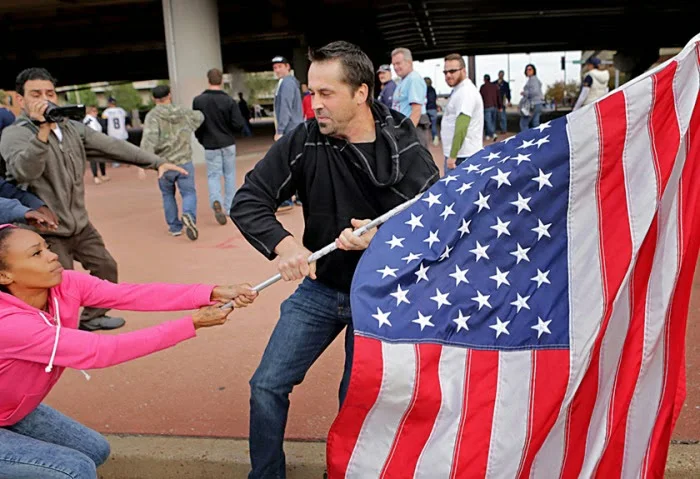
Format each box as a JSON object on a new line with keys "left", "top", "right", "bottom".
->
{"left": 410, "top": 50, "right": 584, "bottom": 104}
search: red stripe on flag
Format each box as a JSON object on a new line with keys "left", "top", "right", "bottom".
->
{"left": 379, "top": 344, "right": 442, "bottom": 478}
{"left": 649, "top": 61, "right": 680, "bottom": 196}
{"left": 560, "top": 91, "right": 633, "bottom": 478}
{"left": 326, "top": 336, "right": 384, "bottom": 479}
{"left": 593, "top": 217, "right": 659, "bottom": 476}
{"left": 517, "top": 350, "right": 570, "bottom": 478}
{"left": 644, "top": 86, "right": 700, "bottom": 478}
{"left": 451, "top": 350, "right": 499, "bottom": 478}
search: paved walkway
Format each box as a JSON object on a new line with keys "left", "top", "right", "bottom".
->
{"left": 44, "top": 122, "right": 699, "bottom": 447}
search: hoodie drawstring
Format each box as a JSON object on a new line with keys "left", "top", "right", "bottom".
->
{"left": 38, "top": 297, "right": 60, "bottom": 373}
{"left": 38, "top": 298, "right": 90, "bottom": 380}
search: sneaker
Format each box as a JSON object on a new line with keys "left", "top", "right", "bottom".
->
{"left": 170, "top": 229, "right": 183, "bottom": 237}
{"left": 182, "top": 213, "right": 198, "bottom": 241}
{"left": 79, "top": 315, "right": 126, "bottom": 331}
{"left": 432, "top": 136, "right": 440, "bottom": 146}
{"left": 212, "top": 200, "right": 227, "bottom": 225}
{"left": 277, "top": 200, "right": 294, "bottom": 212}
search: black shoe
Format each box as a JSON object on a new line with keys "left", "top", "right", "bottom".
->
{"left": 212, "top": 201, "right": 227, "bottom": 225}
{"left": 79, "top": 315, "right": 126, "bottom": 331}
{"left": 182, "top": 213, "right": 198, "bottom": 241}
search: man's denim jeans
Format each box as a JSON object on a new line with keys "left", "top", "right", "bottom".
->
{"left": 444, "top": 156, "right": 468, "bottom": 175}
{"left": 205, "top": 145, "right": 236, "bottom": 213}
{"left": 248, "top": 278, "right": 353, "bottom": 478}
{"left": 498, "top": 108, "right": 508, "bottom": 133}
{"left": 427, "top": 108, "right": 438, "bottom": 138}
{"left": 157, "top": 161, "right": 197, "bottom": 233}
{"left": 0, "top": 404, "right": 110, "bottom": 478}
{"left": 484, "top": 106, "right": 497, "bottom": 137}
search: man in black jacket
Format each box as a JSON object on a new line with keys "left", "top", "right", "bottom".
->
{"left": 230, "top": 41, "right": 439, "bottom": 478}
{"left": 192, "top": 68, "right": 245, "bottom": 226}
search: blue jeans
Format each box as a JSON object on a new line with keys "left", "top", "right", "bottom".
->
{"left": 204, "top": 145, "right": 236, "bottom": 214}
{"left": 158, "top": 161, "right": 197, "bottom": 233}
{"left": 498, "top": 108, "right": 508, "bottom": 133}
{"left": 248, "top": 278, "right": 353, "bottom": 478}
{"left": 484, "top": 107, "right": 497, "bottom": 137}
{"left": 520, "top": 103, "right": 543, "bottom": 131}
{"left": 444, "top": 156, "right": 468, "bottom": 174}
{"left": 426, "top": 108, "right": 438, "bottom": 138}
{"left": 0, "top": 404, "right": 110, "bottom": 478}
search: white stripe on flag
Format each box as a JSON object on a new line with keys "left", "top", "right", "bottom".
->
{"left": 622, "top": 136, "right": 685, "bottom": 478}
{"left": 344, "top": 343, "right": 416, "bottom": 478}
{"left": 579, "top": 285, "right": 631, "bottom": 477}
{"left": 531, "top": 105, "right": 605, "bottom": 478}
{"left": 414, "top": 347, "right": 467, "bottom": 478}
{"left": 673, "top": 42, "right": 700, "bottom": 137}
{"left": 580, "top": 74, "right": 659, "bottom": 475}
{"left": 621, "top": 78, "right": 658, "bottom": 250}
{"left": 486, "top": 351, "right": 532, "bottom": 479}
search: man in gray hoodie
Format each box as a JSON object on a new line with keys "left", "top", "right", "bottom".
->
{"left": 0, "top": 67, "right": 187, "bottom": 331}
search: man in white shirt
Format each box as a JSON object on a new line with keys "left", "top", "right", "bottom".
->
{"left": 101, "top": 96, "right": 128, "bottom": 168}
{"left": 440, "top": 53, "right": 484, "bottom": 173}
{"left": 101, "top": 97, "right": 128, "bottom": 140}
{"left": 83, "top": 105, "right": 109, "bottom": 184}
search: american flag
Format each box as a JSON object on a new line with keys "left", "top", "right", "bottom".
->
{"left": 326, "top": 34, "right": 700, "bottom": 478}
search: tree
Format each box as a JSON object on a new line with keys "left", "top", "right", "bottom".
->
{"left": 106, "top": 83, "right": 143, "bottom": 112}
{"left": 545, "top": 80, "right": 581, "bottom": 106}
{"left": 65, "top": 86, "right": 98, "bottom": 107}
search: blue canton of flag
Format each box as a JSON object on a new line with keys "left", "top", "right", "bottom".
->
{"left": 351, "top": 119, "right": 570, "bottom": 350}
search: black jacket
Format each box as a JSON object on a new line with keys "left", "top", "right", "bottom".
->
{"left": 192, "top": 90, "right": 244, "bottom": 149}
{"left": 230, "top": 102, "right": 439, "bottom": 293}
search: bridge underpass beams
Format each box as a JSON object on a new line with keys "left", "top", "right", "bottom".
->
{"left": 162, "top": 0, "right": 223, "bottom": 163}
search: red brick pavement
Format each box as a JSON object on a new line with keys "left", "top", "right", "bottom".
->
{"left": 43, "top": 122, "right": 699, "bottom": 441}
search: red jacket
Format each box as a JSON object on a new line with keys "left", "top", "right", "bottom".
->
{"left": 302, "top": 93, "right": 314, "bottom": 120}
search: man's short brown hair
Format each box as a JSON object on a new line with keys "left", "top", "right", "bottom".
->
{"left": 444, "top": 53, "right": 466, "bottom": 69}
{"left": 207, "top": 68, "right": 223, "bottom": 86}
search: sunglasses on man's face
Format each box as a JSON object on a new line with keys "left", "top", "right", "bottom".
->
{"left": 443, "top": 68, "right": 462, "bottom": 75}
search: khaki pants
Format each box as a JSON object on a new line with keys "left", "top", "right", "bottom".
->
{"left": 43, "top": 222, "right": 118, "bottom": 323}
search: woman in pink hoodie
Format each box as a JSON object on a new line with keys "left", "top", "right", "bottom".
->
{"left": 0, "top": 224, "right": 258, "bottom": 478}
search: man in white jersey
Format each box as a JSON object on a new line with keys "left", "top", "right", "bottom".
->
{"left": 102, "top": 97, "right": 128, "bottom": 168}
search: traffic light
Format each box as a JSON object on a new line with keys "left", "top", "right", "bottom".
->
{"left": 561, "top": 56, "right": 565, "bottom": 70}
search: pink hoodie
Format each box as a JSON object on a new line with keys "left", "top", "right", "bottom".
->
{"left": 0, "top": 270, "right": 216, "bottom": 427}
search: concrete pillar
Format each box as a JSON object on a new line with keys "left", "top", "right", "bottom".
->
{"left": 292, "top": 42, "right": 310, "bottom": 85}
{"left": 162, "top": 0, "right": 223, "bottom": 163}
{"left": 226, "top": 65, "right": 247, "bottom": 98}
{"left": 467, "top": 56, "right": 476, "bottom": 84}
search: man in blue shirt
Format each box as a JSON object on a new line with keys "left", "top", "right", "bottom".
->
{"left": 391, "top": 47, "right": 431, "bottom": 147}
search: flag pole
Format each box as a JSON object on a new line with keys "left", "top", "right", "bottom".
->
{"left": 219, "top": 193, "right": 423, "bottom": 309}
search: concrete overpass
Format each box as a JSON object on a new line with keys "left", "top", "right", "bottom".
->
{"left": 1, "top": 0, "right": 698, "bottom": 108}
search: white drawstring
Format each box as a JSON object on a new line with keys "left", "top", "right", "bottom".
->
{"left": 37, "top": 298, "right": 90, "bottom": 380}
{"left": 38, "top": 297, "right": 60, "bottom": 373}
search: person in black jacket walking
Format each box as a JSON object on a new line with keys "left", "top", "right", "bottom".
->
{"left": 230, "top": 41, "right": 439, "bottom": 478}
{"left": 192, "top": 68, "right": 245, "bottom": 226}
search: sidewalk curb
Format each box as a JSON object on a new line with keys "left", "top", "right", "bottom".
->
{"left": 98, "top": 435, "right": 698, "bottom": 478}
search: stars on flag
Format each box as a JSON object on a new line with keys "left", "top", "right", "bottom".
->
{"left": 357, "top": 119, "right": 568, "bottom": 346}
